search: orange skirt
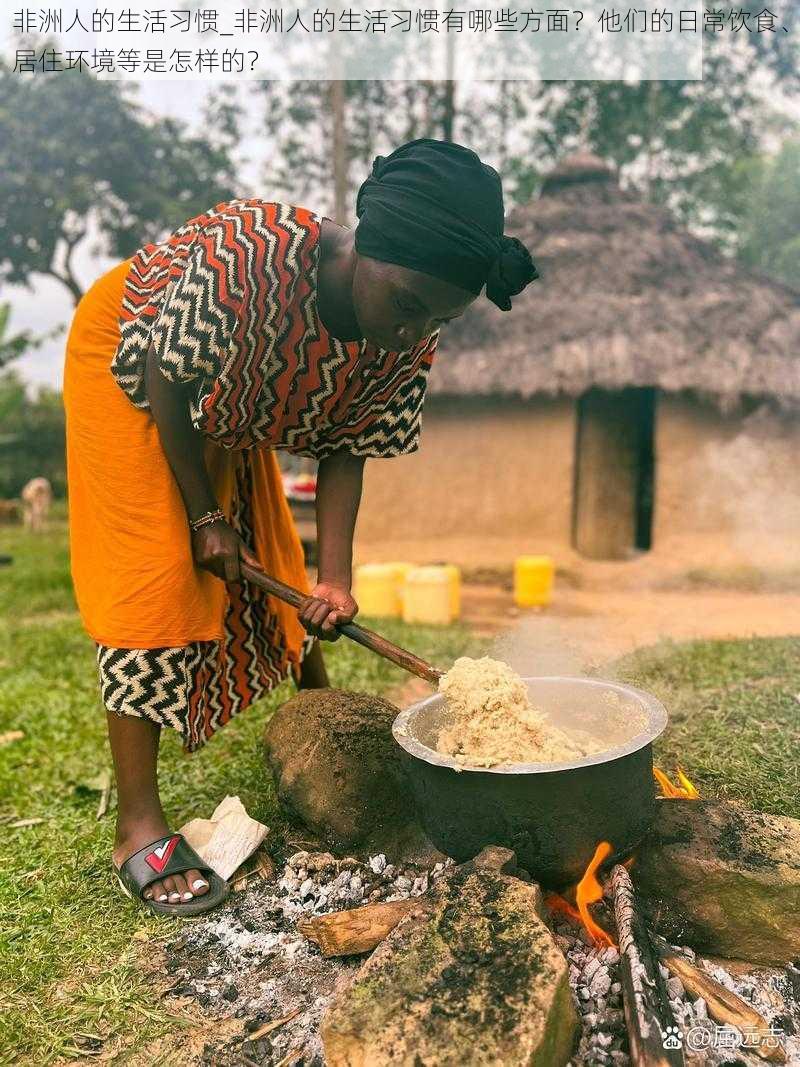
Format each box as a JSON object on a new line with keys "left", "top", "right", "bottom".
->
{"left": 64, "top": 258, "right": 311, "bottom": 749}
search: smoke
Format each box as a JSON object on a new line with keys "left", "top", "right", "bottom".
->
{"left": 490, "top": 613, "right": 615, "bottom": 680}
{"left": 698, "top": 404, "right": 800, "bottom": 569}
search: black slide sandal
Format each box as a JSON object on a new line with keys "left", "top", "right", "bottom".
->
{"left": 115, "top": 833, "right": 229, "bottom": 916}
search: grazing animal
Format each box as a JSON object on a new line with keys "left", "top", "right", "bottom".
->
{"left": 21, "top": 476, "right": 52, "bottom": 533}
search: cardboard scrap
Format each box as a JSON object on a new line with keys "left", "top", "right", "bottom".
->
{"left": 178, "top": 795, "right": 268, "bottom": 881}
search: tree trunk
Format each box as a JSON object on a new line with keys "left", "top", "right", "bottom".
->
{"left": 331, "top": 79, "right": 348, "bottom": 224}
{"left": 442, "top": 81, "right": 456, "bottom": 142}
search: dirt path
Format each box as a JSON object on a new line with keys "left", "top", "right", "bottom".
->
{"left": 386, "top": 583, "right": 800, "bottom": 709}
{"left": 460, "top": 583, "right": 800, "bottom": 672}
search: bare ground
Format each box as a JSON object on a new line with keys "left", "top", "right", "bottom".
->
{"left": 460, "top": 583, "right": 800, "bottom": 661}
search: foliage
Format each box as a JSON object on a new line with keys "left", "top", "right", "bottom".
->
{"left": 0, "top": 62, "right": 239, "bottom": 303}
{"left": 731, "top": 137, "right": 800, "bottom": 286}
{"left": 0, "top": 371, "right": 65, "bottom": 498}
{"left": 0, "top": 302, "right": 36, "bottom": 370}
{"left": 253, "top": 6, "right": 797, "bottom": 255}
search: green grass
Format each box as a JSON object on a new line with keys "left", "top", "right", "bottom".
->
{"left": 1, "top": 518, "right": 798, "bottom": 1062}
{"left": 0, "top": 518, "right": 476, "bottom": 1063}
{"left": 617, "top": 636, "right": 800, "bottom": 818}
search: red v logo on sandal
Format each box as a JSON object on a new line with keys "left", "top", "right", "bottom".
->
{"left": 145, "top": 835, "right": 180, "bottom": 874}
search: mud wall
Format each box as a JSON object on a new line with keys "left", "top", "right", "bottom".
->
{"left": 355, "top": 396, "right": 575, "bottom": 567}
{"left": 354, "top": 393, "right": 800, "bottom": 571}
{"left": 652, "top": 395, "right": 800, "bottom": 568}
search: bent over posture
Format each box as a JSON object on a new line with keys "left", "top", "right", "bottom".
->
{"left": 63, "top": 138, "right": 538, "bottom": 915}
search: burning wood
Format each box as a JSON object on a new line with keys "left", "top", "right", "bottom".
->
{"left": 577, "top": 842, "right": 618, "bottom": 948}
{"left": 609, "top": 863, "right": 684, "bottom": 1067}
{"left": 159, "top": 830, "right": 800, "bottom": 1067}
{"left": 545, "top": 841, "right": 620, "bottom": 949}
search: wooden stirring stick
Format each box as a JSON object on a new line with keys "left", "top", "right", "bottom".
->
{"left": 240, "top": 563, "right": 444, "bottom": 685}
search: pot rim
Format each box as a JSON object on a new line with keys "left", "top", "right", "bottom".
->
{"left": 392, "top": 674, "right": 667, "bottom": 775}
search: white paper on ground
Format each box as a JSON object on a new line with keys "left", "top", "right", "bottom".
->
{"left": 178, "top": 795, "right": 268, "bottom": 880}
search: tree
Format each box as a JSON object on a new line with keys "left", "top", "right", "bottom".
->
{"left": 0, "top": 303, "right": 34, "bottom": 370}
{"left": 254, "top": 0, "right": 797, "bottom": 246}
{"left": 0, "top": 372, "right": 66, "bottom": 497}
{"left": 733, "top": 138, "right": 800, "bottom": 287}
{"left": 256, "top": 80, "right": 495, "bottom": 221}
{"left": 528, "top": 1, "right": 798, "bottom": 241}
{"left": 0, "top": 302, "right": 65, "bottom": 496}
{"left": 0, "top": 63, "right": 239, "bottom": 304}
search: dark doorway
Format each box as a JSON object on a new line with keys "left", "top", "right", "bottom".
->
{"left": 572, "top": 387, "right": 656, "bottom": 560}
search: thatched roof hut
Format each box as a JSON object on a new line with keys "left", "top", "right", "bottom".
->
{"left": 431, "top": 152, "right": 800, "bottom": 409}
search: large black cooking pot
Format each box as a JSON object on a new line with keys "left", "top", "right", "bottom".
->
{"left": 392, "top": 676, "right": 667, "bottom": 889}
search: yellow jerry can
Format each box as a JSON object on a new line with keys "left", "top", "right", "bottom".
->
{"left": 353, "top": 563, "right": 402, "bottom": 618}
{"left": 383, "top": 561, "right": 415, "bottom": 613}
{"left": 402, "top": 566, "right": 453, "bottom": 625}
{"left": 514, "top": 555, "right": 555, "bottom": 608}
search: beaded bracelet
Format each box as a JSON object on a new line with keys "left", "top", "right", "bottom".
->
{"left": 189, "top": 508, "right": 225, "bottom": 532}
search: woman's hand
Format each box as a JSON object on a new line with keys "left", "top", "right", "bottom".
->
{"left": 298, "top": 582, "right": 358, "bottom": 641}
{"left": 191, "top": 519, "right": 260, "bottom": 583}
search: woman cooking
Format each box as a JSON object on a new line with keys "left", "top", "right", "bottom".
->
{"left": 63, "top": 137, "right": 539, "bottom": 916}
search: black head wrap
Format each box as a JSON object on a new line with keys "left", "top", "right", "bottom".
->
{"left": 354, "top": 138, "right": 539, "bottom": 312}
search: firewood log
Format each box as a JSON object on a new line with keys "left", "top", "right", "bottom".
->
{"left": 298, "top": 898, "right": 430, "bottom": 957}
{"left": 298, "top": 846, "right": 517, "bottom": 957}
{"left": 609, "top": 864, "right": 684, "bottom": 1067}
{"left": 660, "top": 954, "right": 786, "bottom": 1064}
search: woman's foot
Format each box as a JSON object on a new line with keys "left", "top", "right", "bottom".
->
{"left": 106, "top": 712, "right": 209, "bottom": 908}
{"left": 113, "top": 817, "right": 210, "bottom": 905}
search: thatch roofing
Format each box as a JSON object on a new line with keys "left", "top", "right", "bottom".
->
{"left": 431, "top": 152, "right": 800, "bottom": 407}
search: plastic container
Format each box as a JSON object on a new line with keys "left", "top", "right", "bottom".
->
{"left": 402, "top": 566, "right": 453, "bottom": 625}
{"left": 353, "top": 563, "right": 402, "bottom": 618}
{"left": 514, "top": 555, "right": 555, "bottom": 607}
{"left": 384, "top": 562, "right": 415, "bottom": 613}
{"left": 442, "top": 563, "right": 461, "bottom": 620}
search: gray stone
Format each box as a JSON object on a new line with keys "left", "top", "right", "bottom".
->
{"left": 322, "top": 869, "right": 578, "bottom": 1066}
{"left": 666, "top": 976, "right": 685, "bottom": 1000}
{"left": 635, "top": 800, "right": 800, "bottom": 966}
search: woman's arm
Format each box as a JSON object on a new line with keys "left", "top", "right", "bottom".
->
{"left": 298, "top": 450, "right": 365, "bottom": 640}
{"left": 144, "top": 341, "right": 257, "bottom": 582}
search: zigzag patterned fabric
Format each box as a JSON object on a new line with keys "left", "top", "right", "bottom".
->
{"left": 97, "top": 451, "right": 316, "bottom": 751}
{"left": 111, "top": 199, "right": 439, "bottom": 458}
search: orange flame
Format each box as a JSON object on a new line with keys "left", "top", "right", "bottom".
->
{"left": 654, "top": 766, "right": 700, "bottom": 799}
{"left": 544, "top": 891, "right": 582, "bottom": 924}
{"left": 545, "top": 841, "right": 617, "bottom": 948}
{"left": 576, "top": 842, "right": 616, "bottom": 948}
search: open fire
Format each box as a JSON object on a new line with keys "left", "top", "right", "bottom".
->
{"left": 545, "top": 842, "right": 619, "bottom": 948}
{"left": 160, "top": 756, "right": 797, "bottom": 1066}
{"left": 654, "top": 766, "right": 701, "bottom": 799}
{"left": 545, "top": 767, "right": 700, "bottom": 948}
